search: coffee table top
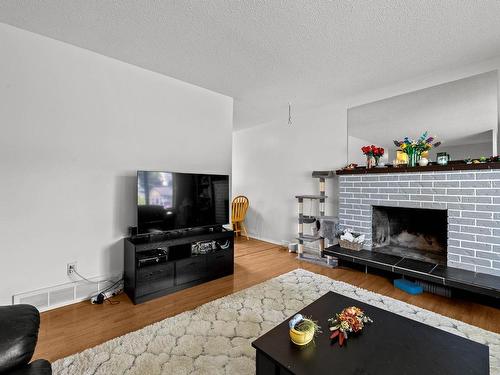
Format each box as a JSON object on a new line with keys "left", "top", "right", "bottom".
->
{"left": 252, "top": 291, "right": 489, "bottom": 375}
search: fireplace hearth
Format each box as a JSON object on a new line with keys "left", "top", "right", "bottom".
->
{"left": 372, "top": 206, "right": 447, "bottom": 265}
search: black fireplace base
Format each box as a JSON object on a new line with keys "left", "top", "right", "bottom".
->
{"left": 323, "top": 245, "right": 499, "bottom": 299}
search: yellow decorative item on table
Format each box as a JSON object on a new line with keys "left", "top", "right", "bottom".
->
{"left": 289, "top": 321, "right": 315, "bottom": 346}
{"left": 288, "top": 314, "right": 321, "bottom": 346}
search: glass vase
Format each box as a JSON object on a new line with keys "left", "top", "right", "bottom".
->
{"left": 407, "top": 149, "right": 421, "bottom": 167}
{"left": 366, "top": 155, "right": 375, "bottom": 169}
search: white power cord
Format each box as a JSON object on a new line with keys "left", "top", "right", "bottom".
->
{"left": 71, "top": 269, "right": 112, "bottom": 285}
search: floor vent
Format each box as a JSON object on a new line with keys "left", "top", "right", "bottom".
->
{"left": 49, "top": 286, "right": 75, "bottom": 306}
{"left": 416, "top": 280, "right": 452, "bottom": 298}
{"left": 19, "top": 292, "right": 49, "bottom": 310}
{"left": 13, "top": 273, "right": 121, "bottom": 312}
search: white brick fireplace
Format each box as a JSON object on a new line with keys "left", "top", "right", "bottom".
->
{"left": 338, "top": 169, "right": 500, "bottom": 277}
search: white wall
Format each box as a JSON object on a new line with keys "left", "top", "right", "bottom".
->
{"left": 233, "top": 57, "right": 500, "bottom": 246}
{"left": 232, "top": 103, "right": 347, "bottom": 244}
{"left": 0, "top": 23, "right": 233, "bottom": 305}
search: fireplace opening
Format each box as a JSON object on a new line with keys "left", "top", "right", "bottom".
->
{"left": 372, "top": 206, "right": 447, "bottom": 264}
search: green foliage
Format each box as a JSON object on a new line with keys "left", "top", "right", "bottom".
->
{"left": 295, "top": 317, "right": 322, "bottom": 335}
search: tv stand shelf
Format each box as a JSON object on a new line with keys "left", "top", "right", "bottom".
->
{"left": 124, "top": 228, "right": 234, "bottom": 304}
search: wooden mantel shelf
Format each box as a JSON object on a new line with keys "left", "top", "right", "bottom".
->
{"left": 336, "top": 161, "right": 500, "bottom": 175}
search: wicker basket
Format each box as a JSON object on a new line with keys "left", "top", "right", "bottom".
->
{"left": 338, "top": 239, "right": 363, "bottom": 251}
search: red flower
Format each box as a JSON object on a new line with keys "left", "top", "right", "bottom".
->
{"left": 361, "top": 146, "right": 370, "bottom": 154}
{"left": 362, "top": 145, "right": 384, "bottom": 157}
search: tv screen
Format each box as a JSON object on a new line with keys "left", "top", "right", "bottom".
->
{"left": 137, "top": 171, "right": 229, "bottom": 234}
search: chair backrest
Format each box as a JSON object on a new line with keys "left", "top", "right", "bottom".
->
{"left": 231, "top": 195, "right": 249, "bottom": 222}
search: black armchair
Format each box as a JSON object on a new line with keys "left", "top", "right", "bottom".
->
{"left": 0, "top": 305, "right": 51, "bottom": 375}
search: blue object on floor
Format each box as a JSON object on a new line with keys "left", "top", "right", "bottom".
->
{"left": 394, "top": 278, "right": 423, "bottom": 295}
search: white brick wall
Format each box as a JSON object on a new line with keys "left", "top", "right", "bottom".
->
{"left": 338, "top": 169, "right": 500, "bottom": 276}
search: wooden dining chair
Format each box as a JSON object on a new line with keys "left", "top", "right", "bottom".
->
{"left": 231, "top": 195, "right": 249, "bottom": 240}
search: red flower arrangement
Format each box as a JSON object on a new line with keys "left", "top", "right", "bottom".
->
{"left": 361, "top": 145, "right": 385, "bottom": 157}
{"left": 328, "top": 306, "right": 373, "bottom": 347}
{"left": 361, "top": 145, "right": 385, "bottom": 168}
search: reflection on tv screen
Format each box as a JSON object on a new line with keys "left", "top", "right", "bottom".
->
{"left": 137, "top": 171, "right": 229, "bottom": 234}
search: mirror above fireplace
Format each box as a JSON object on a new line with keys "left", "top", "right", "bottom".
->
{"left": 347, "top": 71, "right": 499, "bottom": 166}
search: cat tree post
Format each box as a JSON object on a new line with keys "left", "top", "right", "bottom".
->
{"left": 319, "top": 177, "right": 326, "bottom": 255}
{"left": 297, "top": 197, "right": 304, "bottom": 256}
{"left": 295, "top": 171, "right": 338, "bottom": 266}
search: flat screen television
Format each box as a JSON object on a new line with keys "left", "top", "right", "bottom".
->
{"left": 137, "top": 171, "right": 229, "bottom": 234}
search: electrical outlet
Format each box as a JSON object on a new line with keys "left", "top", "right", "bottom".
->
{"left": 67, "top": 262, "right": 77, "bottom": 276}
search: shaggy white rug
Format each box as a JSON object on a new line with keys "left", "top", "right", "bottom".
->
{"left": 53, "top": 269, "right": 499, "bottom": 374}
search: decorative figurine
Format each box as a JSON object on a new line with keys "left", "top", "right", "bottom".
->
{"left": 328, "top": 306, "right": 373, "bottom": 347}
{"left": 418, "top": 157, "right": 429, "bottom": 167}
{"left": 289, "top": 314, "right": 321, "bottom": 346}
{"left": 436, "top": 152, "right": 449, "bottom": 165}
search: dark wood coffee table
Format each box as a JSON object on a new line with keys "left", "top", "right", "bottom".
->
{"left": 252, "top": 291, "right": 489, "bottom": 375}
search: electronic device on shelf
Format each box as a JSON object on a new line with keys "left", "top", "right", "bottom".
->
{"left": 136, "top": 248, "right": 168, "bottom": 268}
{"left": 191, "top": 240, "right": 217, "bottom": 255}
{"left": 191, "top": 239, "right": 232, "bottom": 255}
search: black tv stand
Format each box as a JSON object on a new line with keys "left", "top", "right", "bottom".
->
{"left": 130, "top": 226, "right": 226, "bottom": 244}
{"left": 124, "top": 228, "right": 234, "bottom": 304}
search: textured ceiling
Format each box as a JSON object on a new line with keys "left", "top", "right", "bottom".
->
{"left": 2, "top": 1, "right": 500, "bottom": 130}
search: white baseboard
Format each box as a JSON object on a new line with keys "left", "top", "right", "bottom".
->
{"left": 247, "top": 233, "right": 323, "bottom": 254}
{"left": 246, "top": 233, "right": 284, "bottom": 246}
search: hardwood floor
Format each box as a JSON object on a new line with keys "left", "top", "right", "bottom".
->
{"left": 35, "top": 238, "right": 500, "bottom": 362}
